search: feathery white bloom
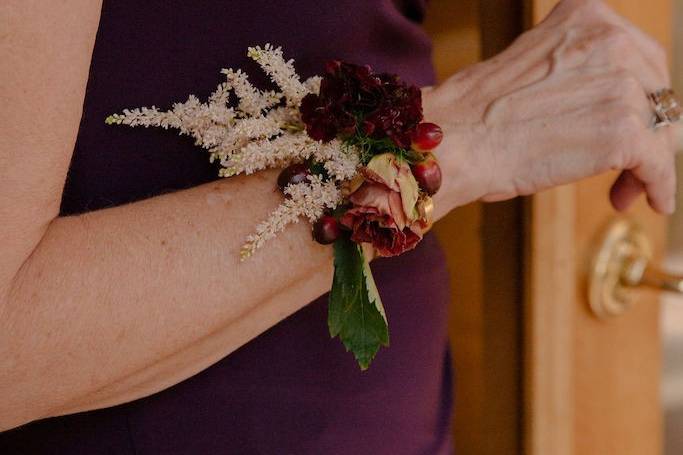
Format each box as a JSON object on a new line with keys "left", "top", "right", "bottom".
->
{"left": 208, "top": 81, "right": 231, "bottom": 106}
{"left": 264, "top": 105, "right": 302, "bottom": 128}
{"left": 312, "top": 140, "right": 360, "bottom": 181}
{"left": 106, "top": 44, "right": 363, "bottom": 259}
{"left": 105, "top": 93, "right": 236, "bottom": 149}
{"left": 303, "top": 75, "right": 322, "bottom": 95}
{"left": 240, "top": 175, "right": 341, "bottom": 260}
{"left": 220, "top": 132, "right": 316, "bottom": 176}
{"left": 220, "top": 68, "right": 281, "bottom": 116}
{"left": 247, "top": 44, "right": 308, "bottom": 106}
{"left": 220, "top": 135, "right": 359, "bottom": 181}
{"left": 209, "top": 115, "right": 284, "bottom": 163}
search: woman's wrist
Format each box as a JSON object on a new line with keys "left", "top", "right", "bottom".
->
{"left": 421, "top": 83, "right": 493, "bottom": 220}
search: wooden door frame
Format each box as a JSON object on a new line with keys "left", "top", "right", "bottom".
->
{"left": 429, "top": 1, "right": 670, "bottom": 453}
{"left": 525, "top": 187, "right": 576, "bottom": 455}
{"left": 524, "top": 2, "right": 672, "bottom": 454}
{"left": 426, "top": 2, "right": 527, "bottom": 453}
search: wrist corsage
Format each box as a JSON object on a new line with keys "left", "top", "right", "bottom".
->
{"left": 106, "top": 44, "right": 444, "bottom": 370}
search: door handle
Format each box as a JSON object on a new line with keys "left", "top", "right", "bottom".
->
{"left": 621, "top": 256, "right": 683, "bottom": 293}
{"left": 588, "top": 218, "right": 683, "bottom": 318}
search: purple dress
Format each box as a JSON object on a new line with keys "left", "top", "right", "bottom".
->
{"left": 0, "top": 1, "right": 453, "bottom": 453}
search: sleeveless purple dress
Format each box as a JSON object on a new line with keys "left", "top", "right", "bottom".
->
{"left": 0, "top": 1, "right": 453, "bottom": 453}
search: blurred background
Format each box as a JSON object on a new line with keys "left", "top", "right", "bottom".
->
{"left": 425, "top": 0, "right": 683, "bottom": 453}
{"left": 662, "top": 2, "right": 683, "bottom": 453}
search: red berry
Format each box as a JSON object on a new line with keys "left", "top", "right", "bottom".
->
{"left": 411, "top": 122, "right": 443, "bottom": 152}
{"left": 411, "top": 155, "right": 442, "bottom": 195}
{"left": 277, "top": 163, "right": 311, "bottom": 192}
{"left": 313, "top": 215, "right": 340, "bottom": 244}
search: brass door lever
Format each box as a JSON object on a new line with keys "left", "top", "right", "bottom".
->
{"left": 589, "top": 218, "right": 683, "bottom": 318}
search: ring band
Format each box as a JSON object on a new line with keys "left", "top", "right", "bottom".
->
{"left": 650, "top": 88, "right": 682, "bottom": 129}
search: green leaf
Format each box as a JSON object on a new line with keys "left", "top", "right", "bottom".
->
{"left": 400, "top": 148, "right": 425, "bottom": 164}
{"left": 328, "top": 236, "right": 389, "bottom": 370}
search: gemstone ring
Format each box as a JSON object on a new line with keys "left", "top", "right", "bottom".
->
{"left": 650, "top": 88, "right": 682, "bottom": 129}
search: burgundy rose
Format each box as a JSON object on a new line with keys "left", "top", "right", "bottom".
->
{"left": 300, "top": 61, "right": 423, "bottom": 147}
{"left": 340, "top": 153, "right": 427, "bottom": 257}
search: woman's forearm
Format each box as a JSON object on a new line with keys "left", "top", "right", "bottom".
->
{"left": 5, "top": 0, "right": 677, "bottom": 434}
{"left": 0, "top": 169, "right": 334, "bottom": 431}
{"left": 47, "top": 263, "right": 333, "bottom": 420}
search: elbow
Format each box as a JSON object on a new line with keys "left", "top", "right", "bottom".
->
{"left": 0, "top": 411, "right": 31, "bottom": 434}
{"left": 0, "top": 315, "right": 20, "bottom": 434}
{"left": 0, "top": 228, "right": 60, "bottom": 433}
{"left": 0, "top": 353, "right": 47, "bottom": 434}
{"left": 0, "top": 341, "right": 57, "bottom": 434}
{"left": 0, "top": 397, "right": 48, "bottom": 433}
{"left": 0, "top": 277, "right": 11, "bottom": 326}
{"left": 0, "top": 360, "right": 28, "bottom": 433}
{"left": 0, "top": 297, "right": 40, "bottom": 433}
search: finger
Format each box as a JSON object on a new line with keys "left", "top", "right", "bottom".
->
{"left": 629, "top": 130, "right": 677, "bottom": 214}
{"left": 609, "top": 170, "right": 644, "bottom": 211}
{"left": 593, "top": 92, "right": 674, "bottom": 214}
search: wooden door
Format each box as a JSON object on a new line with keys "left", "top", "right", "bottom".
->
{"left": 427, "top": 0, "right": 672, "bottom": 453}
{"left": 525, "top": 1, "right": 672, "bottom": 455}
{"left": 426, "top": 1, "right": 526, "bottom": 454}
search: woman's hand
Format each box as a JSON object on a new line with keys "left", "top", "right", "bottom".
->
{"left": 426, "top": 0, "right": 677, "bottom": 215}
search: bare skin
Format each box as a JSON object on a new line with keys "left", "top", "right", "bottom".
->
{"left": 428, "top": 0, "right": 677, "bottom": 213}
{"left": 0, "top": 0, "right": 677, "bottom": 431}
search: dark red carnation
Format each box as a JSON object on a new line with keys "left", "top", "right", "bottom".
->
{"left": 299, "top": 61, "right": 423, "bottom": 146}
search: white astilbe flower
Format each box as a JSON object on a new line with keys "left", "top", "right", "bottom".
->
{"left": 105, "top": 93, "right": 237, "bottom": 149}
{"left": 313, "top": 140, "right": 361, "bottom": 181}
{"left": 209, "top": 115, "right": 284, "bottom": 164}
{"left": 220, "top": 134, "right": 359, "bottom": 181}
{"left": 220, "top": 132, "right": 317, "bottom": 176}
{"left": 303, "top": 75, "right": 322, "bottom": 95}
{"left": 208, "top": 81, "right": 231, "bottom": 106}
{"left": 247, "top": 44, "right": 308, "bottom": 106}
{"left": 220, "top": 68, "right": 281, "bottom": 116}
{"left": 106, "top": 44, "right": 365, "bottom": 259}
{"left": 240, "top": 175, "right": 341, "bottom": 260}
{"left": 265, "top": 105, "right": 302, "bottom": 127}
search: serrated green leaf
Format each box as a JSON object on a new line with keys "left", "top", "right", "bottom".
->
{"left": 362, "top": 257, "right": 387, "bottom": 325}
{"left": 328, "top": 236, "right": 389, "bottom": 370}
